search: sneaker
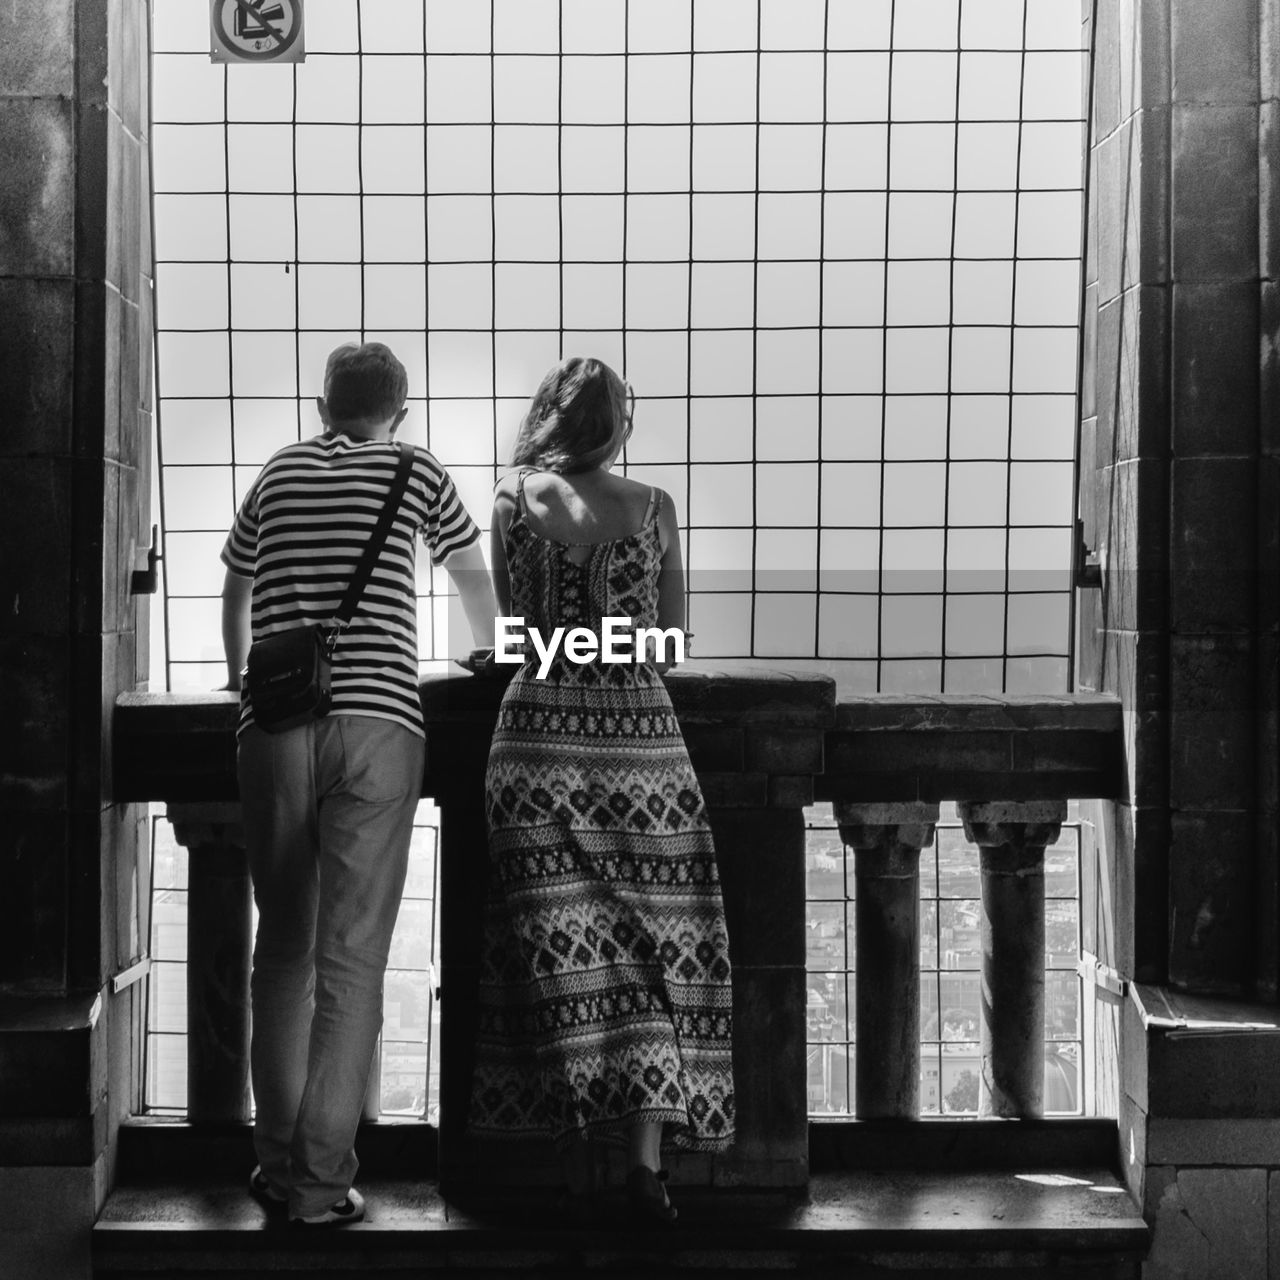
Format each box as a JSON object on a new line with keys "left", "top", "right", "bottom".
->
{"left": 248, "top": 1166, "right": 287, "bottom": 1209}
{"left": 290, "top": 1187, "right": 366, "bottom": 1227}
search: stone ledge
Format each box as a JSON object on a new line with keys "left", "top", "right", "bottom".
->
{"left": 115, "top": 1117, "right": 436, "bottom": 1182}
{"left": 0, "top": 992, "right": 105, "bottom": 1122}
{"left": 93, "top": 1169, "right": 1148, "bottom": 1276}
{"left": 1131, "top": 983, "right": 1280, "bottom": 1119}
{"left": 113, "top": 691, "right": 239, "bottom": 802}
{"left": 112, "top": 1116, "right": 1129, "bottom": 1181}
{"left": 810, "top": 1118, "right": 1123, "bottom": 1173}
{"left": 819, "top": 693, "right": 1124, "bottom": 803}
{"left": 833, "top": 693, "right": 1123, "bottom": 733}
{"left": 113, "top": 688, "right": 1124, "bottom": 806}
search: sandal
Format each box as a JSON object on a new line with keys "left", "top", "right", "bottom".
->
{"left": 626, "top": 1166, "right": 677, "bottom": 1224}
{"left": 553, "top": 1187, "right": 600, "bottom": 1226}
{"left": 554, "top": 1133, "right": 597, "bottom": 1225}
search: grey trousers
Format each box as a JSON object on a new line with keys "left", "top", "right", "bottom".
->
{"left": 237, "top": 715, "right": 425, "bottom": 1218}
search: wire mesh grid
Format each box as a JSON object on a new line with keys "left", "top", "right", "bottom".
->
{"left": 145, "top": 0, "right": 1090, "bottom": 1119}
{"left": 149, "top": 0, "right": 1087, "bottom": 695}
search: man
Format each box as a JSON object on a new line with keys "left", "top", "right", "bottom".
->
{"left": 220, "top": 342, "right": 494, "bottom": 1225}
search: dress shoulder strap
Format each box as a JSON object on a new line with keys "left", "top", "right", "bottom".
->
{"left": 513, "top": 468, "right": 534, "bottom": 519}
{"left": 641, "top": 485, "right": 661, "bottom": 527}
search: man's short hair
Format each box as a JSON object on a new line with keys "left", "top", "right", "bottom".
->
{"left": 323, "top": 343, "right": 408, "bottom": 425}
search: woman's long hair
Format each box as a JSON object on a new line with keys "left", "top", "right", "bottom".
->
{"left": 509, "top": 357, "right": 629, "bottom": 474}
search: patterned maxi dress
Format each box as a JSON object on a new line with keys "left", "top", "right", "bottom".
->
{"left": 469, "top": 478, "right": 736, "bottom": 1152}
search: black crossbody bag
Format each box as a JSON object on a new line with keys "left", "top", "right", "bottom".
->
{"left": 245, "top": 442, "right": 414, "bottom": 734}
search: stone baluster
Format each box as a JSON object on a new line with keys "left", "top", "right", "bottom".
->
{"left": 956, "top": 800, "right": 1066, "bottom": 1118}
{"left": 835, "top": 801, "right": 939, "bottom": 1120}
{"left": 166, "top": 802, "right": 253, "bottom": 1124}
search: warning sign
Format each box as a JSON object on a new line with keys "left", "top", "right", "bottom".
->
{"left": 210, "top": 0, "right": 305, "bottom": 64}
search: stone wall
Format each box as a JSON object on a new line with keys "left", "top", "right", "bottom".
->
{"left": 1080, "top": 0, "right": 1280, "bottom": 1273}
{"left": 0, "top": 2, "right": 153, "bottom": 1276}
{"left": 1082, "top": 0, "right": 1278, "bottom": 997}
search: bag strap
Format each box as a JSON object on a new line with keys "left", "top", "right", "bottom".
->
{"left": 332, "top": 441, "right": 414, "bottom": 628}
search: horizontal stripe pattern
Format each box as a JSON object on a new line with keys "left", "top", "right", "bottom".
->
{"left": 222, "top": 432, "right": 480, "bottom": 737}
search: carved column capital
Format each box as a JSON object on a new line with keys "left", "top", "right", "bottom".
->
{"left": 166, "top": 801, "right": 246, "bottom": 852}
{"left": 957, "top": 800, "right": 1067, "bottom": 855}
{"left": 835, "top": 800, "right": 940, "bottom": 866}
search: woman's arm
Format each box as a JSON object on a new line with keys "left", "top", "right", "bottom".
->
{"left": 489, "top": 478, "right": 518, "bottom": 617}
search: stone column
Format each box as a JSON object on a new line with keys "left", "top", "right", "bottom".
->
{"left": 958, "top": 800, "right": 1065, "bottom": 1119}
{"left": 835, "top": 802, "right": 939, "bottom": 1120}
{"left": 167, "top": 803, "right": 252, "bottom": 1125}
{"left": 423, "top": 677, "right": 500, "bottom": 1191}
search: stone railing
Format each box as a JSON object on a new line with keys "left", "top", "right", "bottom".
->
{"left": 818, "top": 693, "right": 1124, "bottom": 1121}
{"left": 113, "top": 670, "right": 1124, "bottom": 1188}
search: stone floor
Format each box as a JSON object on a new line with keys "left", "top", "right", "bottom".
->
{"left": 93, "top": 1168, "right": 1148, "bottom": 1278}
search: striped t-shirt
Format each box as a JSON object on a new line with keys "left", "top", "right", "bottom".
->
{"left": 221, "top": 431, "right": 480, "bottom": 738}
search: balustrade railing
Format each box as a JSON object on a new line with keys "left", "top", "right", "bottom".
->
{"left": 114, "top": 672, "right": 1124, "bottom": 1187}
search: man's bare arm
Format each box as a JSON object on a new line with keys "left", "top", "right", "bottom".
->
{"left": 442, "top": 540, "right": 497, "bottom": 653}
{"left": 221, "top": 569, "right": 253, "bottom": 690}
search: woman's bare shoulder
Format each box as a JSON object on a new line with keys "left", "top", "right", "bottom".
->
{"left": 609, "top": 472, "right": 652, "bottom": 496}
{"left": 493, "top": 469, "right": 525, "bottom": 497}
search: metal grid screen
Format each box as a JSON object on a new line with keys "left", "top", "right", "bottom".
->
{"left": 150, "top": 0, "right": 1086, "bottom": 693}
{"left": 146, "top": 0, "right": 1088, "bottom": 1118}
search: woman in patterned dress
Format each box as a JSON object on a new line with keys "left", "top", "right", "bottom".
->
{"left": 469, "top": 357, "right": 735, "bottom": 1223}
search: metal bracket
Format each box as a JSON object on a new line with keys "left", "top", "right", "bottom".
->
{"left": 1078, "top": 951, "right": 1127, "bottom": 1002}
{"left": 1074, "top": 518, "right": 1102, "bottom": 589}
{"left": 131, "top": 525, "right": 162, "bottom": 595}
{"left": 111, "top": 956, "right": 152, "bottom": 994}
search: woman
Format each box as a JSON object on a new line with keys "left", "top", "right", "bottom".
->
{"left": 469, "top": 357, "right": 735, "bottom": 1223}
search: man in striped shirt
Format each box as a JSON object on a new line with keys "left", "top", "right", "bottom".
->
{"left": 220, "top": 343, "right": 494, "bottom": 1226}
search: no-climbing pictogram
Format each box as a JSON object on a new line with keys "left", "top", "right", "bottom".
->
{"left": 210, "top": 0, "right": 305, "bottom": 64}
